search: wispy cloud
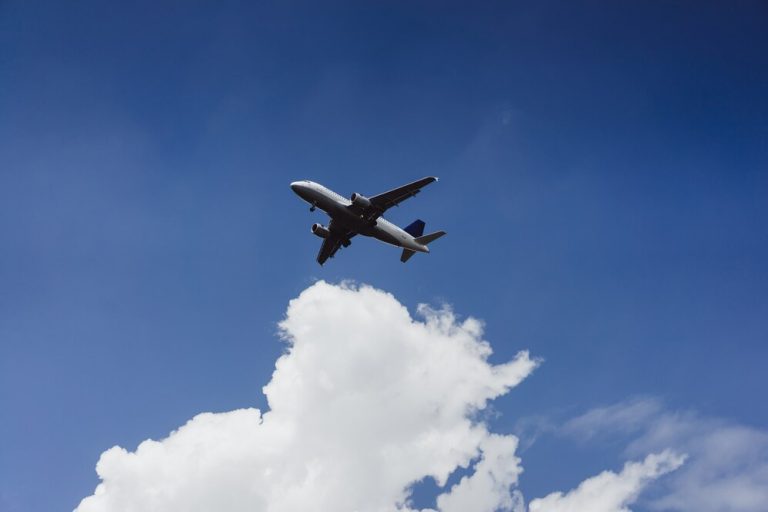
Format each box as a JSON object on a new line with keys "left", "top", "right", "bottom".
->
{"left": 560, "top": 398, "right": 768, "bottom": 512}
{"left": 529, "top": 450, "right": 686, "bottom": 512}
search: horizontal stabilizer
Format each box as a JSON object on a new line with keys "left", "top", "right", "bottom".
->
{"left": 400, "top": 249, "right": 416, "bottom": 262}
{"left": 415, "top": 230, "right": 446, "bottom": 246}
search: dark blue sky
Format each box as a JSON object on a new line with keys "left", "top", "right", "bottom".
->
{"left": 1, "top": 1, "right": 767, "bottom": 510}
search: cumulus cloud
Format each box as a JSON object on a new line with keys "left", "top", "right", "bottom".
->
{"left": 562, "top": 398, "right": 768, "bottom": 512}
{"left": 528, "top": 450, "right": 686, "bottom": 512}
{"left": 76, "top": 281, "right": 538, "bottom": 512}
{"left": 77, "top": 283, "right": 701, "bottom": 512}
{"left": 435, "top": 434, "right": 526, "bottom": 512}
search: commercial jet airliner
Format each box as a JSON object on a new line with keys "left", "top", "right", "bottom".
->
{"left": 290, "top": 177, "right": 446, "bottom": 265}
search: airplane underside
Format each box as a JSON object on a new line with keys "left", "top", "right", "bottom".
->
{"left": 291, "top": 177, "right": 444, "bottom": 265}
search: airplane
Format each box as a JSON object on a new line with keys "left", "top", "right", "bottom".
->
{"left": 290, "top": 177, "right": 446, "bottom": 265}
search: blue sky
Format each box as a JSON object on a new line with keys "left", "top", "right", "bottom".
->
{"left": 1, "top": 1, "right": 767, "bottom": 511}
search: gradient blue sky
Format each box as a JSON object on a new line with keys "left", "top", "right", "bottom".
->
{"left": 1, "top": 1, "right": 766, "bottom": 510}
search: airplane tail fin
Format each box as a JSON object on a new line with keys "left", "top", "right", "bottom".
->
{"left": 401, "top": 230, "right": 446, "bottom": 263}
{"left": 403, "top": 219, "right": 425, "bottom": 237}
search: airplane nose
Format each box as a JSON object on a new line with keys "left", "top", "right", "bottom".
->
{"left": 290, "top": 181, "right": 301, "bottom": 193}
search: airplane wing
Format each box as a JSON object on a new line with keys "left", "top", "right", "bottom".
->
{"left": 350, "top": 176, "right": 438, "bottom": 221}
{"left": 316, "top": 221, "right": 356, "bottom": 265}
{"left": 317, "top": 236, "right": 342, "bottom": 265}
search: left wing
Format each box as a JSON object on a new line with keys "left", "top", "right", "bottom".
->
{"left": 316, "top": 221, "right": 355, "bottom": 265}
{"left": 350, "top": 176, "right": 438, "bottom": 221}
{"left": 316, "top": 236, "right": 342, "bottom": 266}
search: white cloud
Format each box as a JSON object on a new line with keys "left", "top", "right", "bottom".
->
{"left": 561, "top": 398, "right": 662, "bottom": 440}
{"left": 528, "top": 450, "right": 686, "bottom": 512}
{"left": 563, "top": 399, "right": 768, "bottom": 512}
{"left": 80, "top": 283, "right": 751, "bottom": 512}
{"left": 436, "top": 434, "right": 526, "bottom": 512}
{"left": 75, "top": 281, "right": 538, "bottom": 512}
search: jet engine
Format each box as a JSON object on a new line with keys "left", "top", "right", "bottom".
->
{"left": 311, "top": 223, "right": 330, "bottom": 238}
{"left": 350, "top": 192, "right": 371, "bottom": 209}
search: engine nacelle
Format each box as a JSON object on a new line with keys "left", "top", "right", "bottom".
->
{"left": 311, "top": 223, "right": 330, "bottom": 238}
{"left": 350, "top": 192, "right": 371, "bottom": 209}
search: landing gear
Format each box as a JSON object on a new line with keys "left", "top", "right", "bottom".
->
{"left": 309, "top": 202, "right": 316, "bottom": 212}
{"left": 342, "top": 239, "right": 351, "bottom": 248}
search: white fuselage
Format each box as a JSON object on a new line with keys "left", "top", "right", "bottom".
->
{"left": 290, "top": 180, "right": 429, "bottom": 253}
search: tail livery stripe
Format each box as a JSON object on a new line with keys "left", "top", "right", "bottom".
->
{"left": 403, "top": 219, "right": 425, "bottom": 237}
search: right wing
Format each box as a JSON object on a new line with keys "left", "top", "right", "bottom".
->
{"left": 316, "top": 221, "right": 355, "bottom": 265}
{"left": 349, "top": 176, "right": 438, "bottom": 222}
